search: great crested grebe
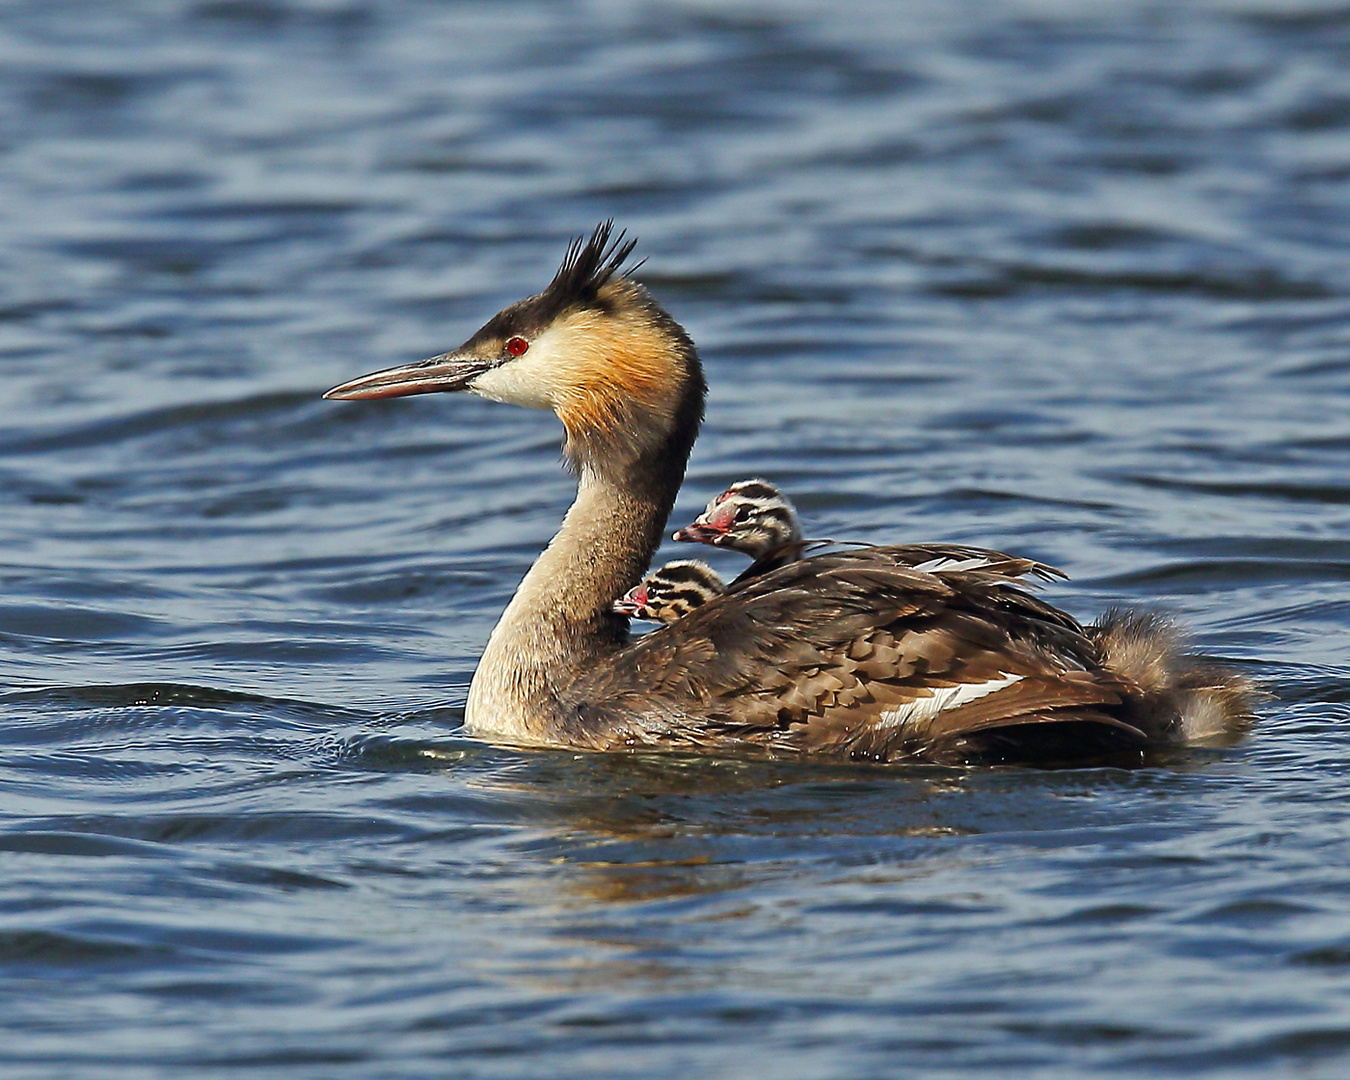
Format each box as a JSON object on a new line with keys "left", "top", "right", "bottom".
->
{"left": 615, "top": 559, "right": 726, "bottom": 623}
{"left": 325, "top": 223, "right": 1255, "bottom": 763}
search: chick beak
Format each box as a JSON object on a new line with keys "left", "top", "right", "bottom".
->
{"left": 323, "top": 351, "right": 491, "bottom": 401}
{"left": 612, "top": 586, "right": 647, "bottom": 617}
{"left": 672, "top": 520, "right": 724, "bottom": 544}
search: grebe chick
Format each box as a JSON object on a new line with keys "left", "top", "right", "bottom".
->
{"left": 614, "top": 559, "right": 725, "bottom": 623}
{"left": 675, "top": 477, "right": 811, "bottom": 580}
{"left": 674, "top": 478, "right": 802, "bottom": 559}
{"left": 618, "top": 479, "right": 808, "bottom": 623}
{"left": 325, "top": 222, "right": 1256, "bottom": 764}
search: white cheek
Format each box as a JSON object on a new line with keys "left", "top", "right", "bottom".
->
{"left": 470, "top": 355, "right": 555, "bottom": 410}
{"left": 467, "top": 325, "right": 574, "bottom": 411}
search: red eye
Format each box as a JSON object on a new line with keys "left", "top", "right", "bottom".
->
{"left": 505, "top": 336, "right": 529, "bottom": 357}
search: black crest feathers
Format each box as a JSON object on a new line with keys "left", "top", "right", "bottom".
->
{"left": 543, "top": 221, "right": 641, "bottom": 312}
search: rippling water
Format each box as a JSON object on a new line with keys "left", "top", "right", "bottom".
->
{"left": 4, "top": 1, "right": 1350, "bottom": 1076}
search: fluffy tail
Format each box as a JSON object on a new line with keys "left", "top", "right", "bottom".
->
{"left": 1092, "top": 608, "right": 1258, "bottom": 744}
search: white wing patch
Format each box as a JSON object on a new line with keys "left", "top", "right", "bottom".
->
{"left": 912, "top": 555, "right": 996, "bottom": 574}
{"left": 879, "top": 674, "right": 1024, "bottom": 729}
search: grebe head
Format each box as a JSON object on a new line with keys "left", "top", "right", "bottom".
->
{"left": 613, "top": 559, "right": 724, "bottom": 623}
{"left": 324, "top": 222, "right": 705, "bottom": 476}
{"left": 672, "top": 478, "right": 802, "bottom": 558}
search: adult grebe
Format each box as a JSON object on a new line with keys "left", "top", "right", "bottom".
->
{"left": 325, "top": 223, "right": 1254, "bottom": 763}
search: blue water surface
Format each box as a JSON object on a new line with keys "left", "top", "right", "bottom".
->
{"left": 2, "top": 1, "right": 1350, "bottom": 1077}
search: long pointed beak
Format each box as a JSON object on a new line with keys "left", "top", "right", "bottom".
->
{"left": 323, "top": 352, "right": 491, "bottom": 401}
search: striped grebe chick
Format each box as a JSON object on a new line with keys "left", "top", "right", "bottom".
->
{"left": 619, "top": 478, "right": 807, "bottom": 624}
{"left": 674, "top": 478, "right": 802, "bottom": 560}
{"left": 325, "top": 222, "right": 1256, "bottom": 764}
{"left": 614, "top": 559, "right": 725, "bottom": 623}
{"left": 674, "top": 477, "right": 810, "bottom": 581}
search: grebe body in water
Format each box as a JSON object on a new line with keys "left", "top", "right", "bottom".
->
{"left": 325, "top": 223, "right": 1253, "bottom": 763}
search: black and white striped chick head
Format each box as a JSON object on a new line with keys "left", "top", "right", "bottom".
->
{"left": 672, "top": 478, "right": 802, "bottom": 559}
{"left": 613, "top": 560, "right": 725, "bottom": 624}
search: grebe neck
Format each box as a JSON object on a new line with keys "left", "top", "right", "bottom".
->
{"left": 465, "top": 456, "right": 681, "bottom": 745}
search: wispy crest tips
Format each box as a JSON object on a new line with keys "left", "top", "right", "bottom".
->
{"left": 544, "top": 221, "right": 641, "bottom": 310}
